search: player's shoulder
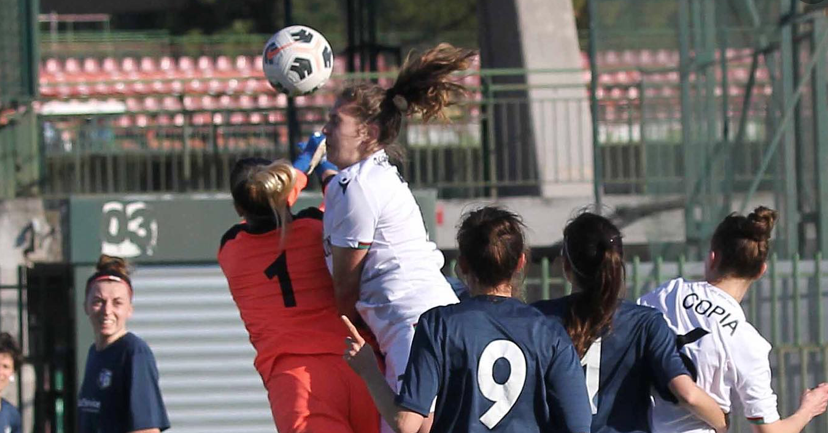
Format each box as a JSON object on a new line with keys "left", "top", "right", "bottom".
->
{"left": 531, "top": 296, "right": 571, "bottom": 326}
{"left": 617, "top": 299, "right": 664, "bottom": 321}
{"left": 219, "top": 222, "right": 249, "bottom": 251}
{"left": 1, "top": 398, "right": 20, "bottom": 417}
{"left": 122, "top": 332, "right": 155, "bottom": 355}
{"left": 294, "top": 207, "right": 324, "bottom": 221}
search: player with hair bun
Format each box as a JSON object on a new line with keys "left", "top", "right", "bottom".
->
{"left": 343, "top": 206, "right": 593, "bottom": 433}
{"left": 218, "top": 157, "right": 378, "bottom": 433}
{"left": 77, "top": 254, "right": 170, "bottom": 433}
{"left": 639, "top": 207, "right": 828, "bottom": 433}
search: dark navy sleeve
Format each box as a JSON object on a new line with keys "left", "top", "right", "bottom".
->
{"left": 643, "top": 310, "right": 690, "bottom": 400}
{"left": 128, "top": 350, "right": 171, "bottom": 431}
{"left": 12, "top": 405, "right": 21, "bottom": 433}
{"left": 396, "top": 311, "right": 442, "bottom": 416}
{"left": 544, "top": 323, "right": 592, "bottom": 433}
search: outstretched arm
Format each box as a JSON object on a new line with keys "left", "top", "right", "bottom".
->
{"left": 751, "top": 384, "right": 828, "bottom": 433}
{"left": 342, "top": 316, "right": 426, "bottom": 433}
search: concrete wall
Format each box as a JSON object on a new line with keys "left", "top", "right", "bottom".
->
{"left": 477, "top": 0, "right": 592, "bottom": 198}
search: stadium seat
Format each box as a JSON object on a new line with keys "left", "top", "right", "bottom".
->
{"left": 44, "top": 58, "right": 62, "bottom": 76}
{"left": 216, "top": 56, "right": 232, "bottom": 73}
{"left": 170, "top": 80, "right": 184, "bottom": 94}
{"left": 144, "top": 97, "right": 160, "bottom": 111}
{"left": 162, "top": 96, "right": 180, "bottom": 111}
{"left": 102, "top": 57, "right": 119, "bottom": 76}
{"left": 121, "top": 57, "right": 137, "bottom": 73}
{"left": 159, "top": 56, "right": 175, "bottom": 76}
{"left": 197, "top": 56, "right": 215, "bottom": 74}
{"left": 178, "top": 56, "right": 195, "bottom": 75}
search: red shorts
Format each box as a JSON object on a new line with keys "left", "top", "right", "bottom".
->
{"left": 266, "top": 354, "right": 380, "bottom": 433}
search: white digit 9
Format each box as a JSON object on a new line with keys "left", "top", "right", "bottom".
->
{"left": 477, "top": 340, "right": 527, "bottom": 429}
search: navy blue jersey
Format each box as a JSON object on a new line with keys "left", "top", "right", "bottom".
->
{"left": 533, "top": 298, "right": 688, "bottom": 433}
{"left": 78, "top": 333, "right": 170, "bottom": 433}
{"left": 0, "top": 398, "right": 21, "bottom": 433}
{"left": 396, "top": 295, "right": 592, "bottom": 433}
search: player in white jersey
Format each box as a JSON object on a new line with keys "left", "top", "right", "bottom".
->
{"left": 320, "top": 43, "right": 475, "bottom": 432}
{"left": 639, "top": 207, "right": 828, "bottom": 433}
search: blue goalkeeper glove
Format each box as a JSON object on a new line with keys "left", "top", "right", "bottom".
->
{"left": 293, "top": 132, "right": 326, "bottom": 174}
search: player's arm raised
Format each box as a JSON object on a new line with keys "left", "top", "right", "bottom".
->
{"left": 341, "top": 316, "right": 425, "bottom": 433}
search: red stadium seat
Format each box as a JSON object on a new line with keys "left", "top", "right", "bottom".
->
{"left": 197, "top": 56, "right": 215, "bottom": 74}
{"left": 159, "top": 57, "right": 175, "bottom": 75}
{"left": 162, "top": 96, "right": 180, "bottom": 111}
{"left": 83, "top": 58, "right": 101, "bottom": 75}
{"left": 121, "top": 57, "right": 137, "bottom": 73}
{"left": 144, "top": 97, "right": 159, "bottom": 111}
{"left": 182, "top": 95, "right": 198, "bottom": 110}
{"left": 178, "top": 56, "right": 195, "bottom": 74}
{"left": 208, "top": 79, "right": 224, "bottom": 94}
{"left": 65, "top": 58, "right": 81, "bottom": 75}
{"left": 140, "top": 57, "right": 157, "bottom": 73}
{"left": 44, "top": 58, "right": 62, "bottom": 75}
{"left": 216, "top": 56, "right": 232, "bottom": 72}
{"left": 170, "top": 80, "right": 184, "bottom": 94}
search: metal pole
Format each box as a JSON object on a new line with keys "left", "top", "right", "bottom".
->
{"left": 588, "top": 0, "right": 603, "bottom": 211}
{"left": 813, "top": 16, "right": 828, "bottom": 255}
{"left": 678, "top": 0, "right": 698, "bottom": 257}
{"left": 284, "top": 0, "right": 300, "bottom": 161}
{"left": 780, "top": 0, "right": 800, "bottom": 257}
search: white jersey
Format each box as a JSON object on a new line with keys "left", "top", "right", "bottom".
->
{"left": 323, "top": 149, "right": 459, "bottom": 354}
{"left": 638, "top": 278, "right": 780, "bottom": 433}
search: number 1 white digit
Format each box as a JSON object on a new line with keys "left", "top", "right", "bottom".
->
{"left": 477, "top": 340, "right": 527, "bottom": 429}
{"left": 581, "top": 338, "right": 602, "bottom": 414}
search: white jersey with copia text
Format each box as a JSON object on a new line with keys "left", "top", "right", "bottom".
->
{"left": 638, "top": 278, "right": 780, "bottom": 433}
{"left": 323, "top": 149, "right": 460, "bottom": 393}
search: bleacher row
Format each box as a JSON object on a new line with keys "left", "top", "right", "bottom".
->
{"left": 36, "top": 48, "right": 774, "bottom": 125}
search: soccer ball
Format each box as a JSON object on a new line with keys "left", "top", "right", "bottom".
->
{"left": 262, "top": 25, "right": 334, "bottom": 96}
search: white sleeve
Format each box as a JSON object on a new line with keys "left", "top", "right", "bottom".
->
{"left": 324, "top": 176, "right": 378, "bottom": 249}
{"left": 731, "top": 331, "right": 780, "bottom": 424}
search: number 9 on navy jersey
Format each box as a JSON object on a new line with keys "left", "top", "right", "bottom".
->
{"left": 395, "top": 296, "right": 593, "bottom": 433}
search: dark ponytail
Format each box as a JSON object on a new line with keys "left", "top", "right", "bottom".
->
{"left": 562, "top": 213, "right": 626, "bottom": 357}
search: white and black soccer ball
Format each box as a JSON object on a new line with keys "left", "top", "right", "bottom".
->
{"left": 262, "top": 25, "right": 334, "bottom": 96}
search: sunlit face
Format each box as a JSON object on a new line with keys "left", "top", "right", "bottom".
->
{"left": 322, "top": 101, "right": 375, "bottom": 169}
{"left": 85, "top": 281, "right": 133, "bottom": 348}
{"left": 0, "top": 353, "right": 14, "bottom": 394}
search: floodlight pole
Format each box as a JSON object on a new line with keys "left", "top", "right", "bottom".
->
{"left": 284, "top": 0, "right": 300, "bottom": 160}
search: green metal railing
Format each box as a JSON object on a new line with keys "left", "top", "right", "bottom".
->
{"left": 22, "top": 65, "right": 784, "bottom": 199}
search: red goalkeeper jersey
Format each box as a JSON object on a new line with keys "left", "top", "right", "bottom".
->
{"left": 218, "top": 208, "right": 352, "bottom": 380}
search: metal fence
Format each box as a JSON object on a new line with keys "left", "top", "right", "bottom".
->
{"left": 31, "top": 68, "right": 596, "bottom": 198}
{"left": 26, "top": 67, "right": 785, "bottom": 200}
